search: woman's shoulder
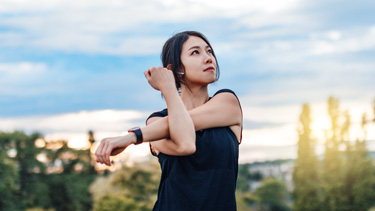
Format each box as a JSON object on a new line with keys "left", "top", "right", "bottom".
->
{"left": 211, "top": 89, "right": 240, "bottom": 102}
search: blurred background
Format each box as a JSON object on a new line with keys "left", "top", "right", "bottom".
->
{"left": 1, "top": 0, "right": 374, "bottom": 210}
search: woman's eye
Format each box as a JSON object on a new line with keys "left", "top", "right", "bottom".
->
{"left": 192, "top": 50, "right": 199, "bottom": 55}
{"left": 207, "top": 49, "right": 212, "bottom": 54}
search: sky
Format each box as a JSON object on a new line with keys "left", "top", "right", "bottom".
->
{"left": 1, "top": 0, "right": 375, "bottom": 164}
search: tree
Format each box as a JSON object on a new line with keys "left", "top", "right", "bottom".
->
{"left": 90, "top": 161, "right": 161, "bottom": 211}
{"left": 321, "top": 97, "right": 375, "bottom": 210}
{"left": 236, "top": 164, "right": 259, "bottom": 210}
{"left": 293, "top": 103, "right": 321, "bottom": 210}
{"left": 93, "top": 195, "right": 140, "bottom": 211}
{"left": 342, "top": 112, "right": 375, "bottom": 210}
{"left": 0, "top": 132, "right": 21, "bottom": 210}
{"left": 10, "top": 131, "right": 51, "bottom": 209}
{"left": 322, "top": 97, "right": 346, "bottom": 210}
{"left": 0, "top": 131, "right": 97, "bottom": 211}
{"left": 254, "top": 178, "right": 290, "bottom": 211}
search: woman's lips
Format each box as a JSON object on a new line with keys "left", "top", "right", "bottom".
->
{"left": 204, "top": 67, "right": 215, "bottom": 72}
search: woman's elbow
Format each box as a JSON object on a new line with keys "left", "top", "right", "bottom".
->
{"left": 176, "top": 139, "right": 196, "bottom": 155}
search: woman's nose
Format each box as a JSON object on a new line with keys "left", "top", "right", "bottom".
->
{"left": 204, "top": 53, "right": 213, "bottom": 64}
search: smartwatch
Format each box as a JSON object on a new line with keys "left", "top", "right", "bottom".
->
{"left": 128, "top": 127, "right": 143, "bottom": 145}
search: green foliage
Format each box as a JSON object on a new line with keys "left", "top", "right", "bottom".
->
{"left": 90, "top": 161, "right": 161, "bottom": 211}
{"left": 0, "top": 132, "right": 21, "bottom": 210}
{"left": 26, "top": 208, "right": 55, "bottom": 211}
{"left": 236, "top": 164, "right": 266, "bottom": 210}
{"left": 236, "top": 191, "right": 257, "bottom": 211}
{"left": 237, "top": 164, "right": 263, "bottom": 193}
{"left": 341, "top": 112, "right": 375, "bottom": 210}
{"left": 293, "top": 104, "right": 321, "bottom": 210}
{"left": 93, "top": 195, "right": 140, "bottom": 211}
{"left": 292, "top": 97, "right": 375, "bottom": 210}
{"left": 0, "top": 130, "right": 97, "bottom": 211}
{"left": 322, "top": 97, "right": 346, "bottom": 210}
{"left": 47, "top": 174, "right": 95, "bottom": 211}
{"left": 254, "top": 178, "right": 290, "bottom": 211}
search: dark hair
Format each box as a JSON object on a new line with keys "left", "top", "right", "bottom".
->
{"left": 161, "top": 31, "right": 220, "bottom": 90}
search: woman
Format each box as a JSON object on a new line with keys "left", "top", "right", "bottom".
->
{"left": 95, "top": 31, "right": 242, "bottom": 210}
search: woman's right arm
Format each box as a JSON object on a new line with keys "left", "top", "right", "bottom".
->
{"left": 144, "top": 66, "right": 196, "bottom": 155}
{"left": 95, "top": 66, "right": 196, "bottom": 166}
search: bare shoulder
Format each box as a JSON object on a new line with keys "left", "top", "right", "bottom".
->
{"left": 209, "top": 89, "right": 242, "bottom": 113}
{"left": 211, "top": 90, "right": 241, "bottom": 106}
{"left": 211, "top": 89, "right": 242, "bottom": 143}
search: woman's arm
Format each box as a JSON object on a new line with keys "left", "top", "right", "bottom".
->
{"left": 147, "top": 91, "right": 242, "bottom": 155}
{"left": 144, "top": 66, "right": 196, "bottom": 154}
{"left": 95, "top": 66, "right": 195, "bottom": 166}
{"left": 94, "top": 91, "right": 242, "bottom": 165}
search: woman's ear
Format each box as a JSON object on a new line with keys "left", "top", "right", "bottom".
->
{"left": 167, "top": 64, "right": 172, "bottom": 70}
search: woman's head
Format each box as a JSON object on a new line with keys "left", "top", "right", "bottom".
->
{"left": 161, "top": 31, "right": 220, "bottom": 90}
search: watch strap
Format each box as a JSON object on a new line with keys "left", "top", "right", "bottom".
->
{"left": 129, "top": 127, "right": 143, "bottom": 145}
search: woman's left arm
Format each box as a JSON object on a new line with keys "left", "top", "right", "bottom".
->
{"left": 189, "top": 91, "right": 242, "bottom": 131}
{"left": 141, "top": 90, "right": 242, "bottom": 143}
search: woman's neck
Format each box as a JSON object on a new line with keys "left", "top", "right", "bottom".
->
{"left": 180, "top": 85, "right": 209, "bottom": 110}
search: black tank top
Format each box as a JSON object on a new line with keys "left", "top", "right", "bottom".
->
{"left": 147, "top": 89, "right": 242, "bottom": 211}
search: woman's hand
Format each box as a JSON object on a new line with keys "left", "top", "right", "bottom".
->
{"left": 94, "top": 133, "right": 136, "bottom": 166}
{"left": 144, "top": 66, "right": 176, "bottom": 92}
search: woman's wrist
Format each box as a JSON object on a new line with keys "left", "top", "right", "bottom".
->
{"left": 160, "top": 82, "right": 177, "bottom": 95}
{"left": 127, "top": 132, "right": 137, "bottom": 145}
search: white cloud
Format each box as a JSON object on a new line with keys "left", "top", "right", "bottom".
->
{"left": 0, "top": 62, "right": 51, "bottom": 95}
{"left": 243, "top": 104, "right": 301, "bottom": 124}
{"left": 309, "top": 26, "right": 375, "bottom": 55}
{"left": 0, "top": 62, "right": 47, "bottom": 73}
{"left": 0, "top": 109, "right": 147, "bottom": 133}
{"left": 189, "top": 0, "right": 300, "bottom": 15}
{"left": 0, "top": 0, "right": 303, "bottom": 55}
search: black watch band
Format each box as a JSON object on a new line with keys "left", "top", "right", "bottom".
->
{"left": 130, "top": 127, "right": 143, "bottom": 145}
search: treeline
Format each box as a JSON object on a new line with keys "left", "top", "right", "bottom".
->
{"left": 293, "top": 97, "right": 375, "bottom": 210}
{"left": 0, "top": 129, "right": 162, "bottom": 211}
{"left": 0, "top": 131, "right": 97, "bottom": 211}
{"left": 235, "top": 97, "right": 375, "bottom": 211}
{"left": 1, "top": 96, "right": 374, "bottom": 211}
{"left": 236, "top": 164, "right": 291, "bottom": 210}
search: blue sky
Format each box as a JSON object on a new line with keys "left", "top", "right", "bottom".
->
{"left": 1, "top": 0, "right": 374, "bottom": 163}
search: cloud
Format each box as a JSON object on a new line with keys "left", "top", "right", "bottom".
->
{"left": 0, "top": 0, "right": 302, "bottom": 55}
{"left": 0, "top": 61, "right": 46, "bottom": 73}
{"left": 0, "top": 62, "right": 48, "bottom": 94}
{"left": 0, "top": 109, "right": 147, "bottom": 133}
{"left": 1, "top": 0, "right": 374, "bottom": 163}
{"left": 309, "top": 26, "right": 375, "bottom": 55}
{"left": 239, "top": 144, "right": 297, "bottom": 163}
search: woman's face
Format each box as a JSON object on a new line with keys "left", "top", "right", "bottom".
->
{"left": 180, "top": 36, "right": 217, "bottom": 87}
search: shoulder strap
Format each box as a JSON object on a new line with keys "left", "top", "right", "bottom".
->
{"left": 146, "top": 108, "right": 168, "bottom": 123}
{"left": 213, "top": 88, "right": 237, "bottom": 97}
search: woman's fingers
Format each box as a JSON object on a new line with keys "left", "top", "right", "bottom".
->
{"left": 145, "top": 66, "right": 175, "bottom": 91}
{"left": 94, "top": 142, "right": 103, "bottom": 164}
{"left": 102, "top": 140, "right": 111, "bottom": 166}
{"left": 95, "top": 136, "right": 130, "bottom": 166}
{"left": 95, "top": 138, "right": 111, "bottom": 166}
